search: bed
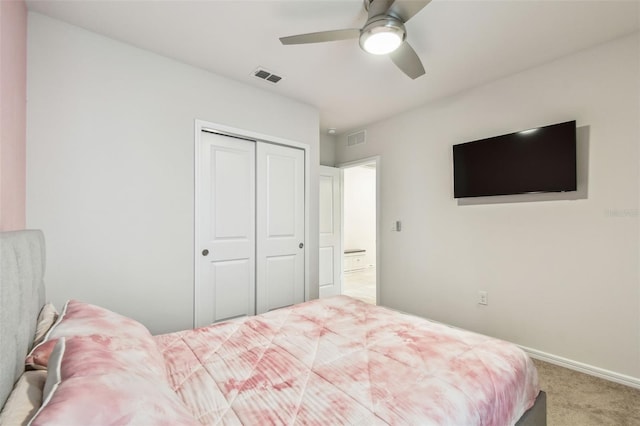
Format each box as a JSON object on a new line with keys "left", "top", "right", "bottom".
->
{"left": 0, "top": 230, "right": 546, "bottom": 425}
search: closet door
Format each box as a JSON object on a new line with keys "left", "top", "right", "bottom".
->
{"left": 195, "top": 131, "right": 255, "bottom": 326}
{"left": 256, "top": 143, "right": 305, "bottom": 314}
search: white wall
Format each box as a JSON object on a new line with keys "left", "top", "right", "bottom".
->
{"left": 0, "top": 0, "right": 27, "bottom": 231}
{"left": 26, "top": 13, "right": 320, "bottom": 334}
{"left": 343, "top": 166, "right": 376, "bottom": 267}
{"left": 319, "top": 133, "right": 336, "bottom": 166}
{"left": 336, "top": 34, "right": 640, "bottom": 379}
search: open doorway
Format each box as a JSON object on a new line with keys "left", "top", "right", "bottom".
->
{"left": 342, "top": 161, "right": 377, "bottom": 304}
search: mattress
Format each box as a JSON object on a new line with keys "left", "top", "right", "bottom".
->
{"left": 155, "top": 296, "right": 539, "bottom": 425}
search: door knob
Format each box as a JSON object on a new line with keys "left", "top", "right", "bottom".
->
{"left": 299, "top": 243, "right": 304, "bottom": 249}
{"left": 202, "top": 249, "right": 209, "bottom": 256}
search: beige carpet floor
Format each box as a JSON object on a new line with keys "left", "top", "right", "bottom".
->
{"left": 533, "top": 359, "right": 640, "bottom": 425}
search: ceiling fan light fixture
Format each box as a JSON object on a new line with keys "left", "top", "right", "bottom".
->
{"left": 359, "top": 18, "right": 406, "bottom": 55}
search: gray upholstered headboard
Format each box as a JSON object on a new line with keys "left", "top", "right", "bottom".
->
{"left": 0, "top": 230, "right": 46, "bottom": 409}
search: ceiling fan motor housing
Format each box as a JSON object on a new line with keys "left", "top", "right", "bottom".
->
{"left": 359, "top": 16, "right": 406, "bottom": 55}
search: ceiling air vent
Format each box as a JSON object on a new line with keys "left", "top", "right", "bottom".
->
{"left": 252, "top": 67, "right": 283, "bottom": 84}
{"left": 347, "top": 130, "right": 366, "bottom": 147}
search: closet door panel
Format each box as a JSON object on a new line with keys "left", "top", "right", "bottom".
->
{"left": 212, "top": 259, "right": 252, "bottom": 321}
{"left": 256, "top": 143, "right": 305, "bottom": 314}
{"left": 195, "top": 132, "right": 255, "bottom": 326}
{"left": 265, "top": 255, "right": 297, "bottom": 310}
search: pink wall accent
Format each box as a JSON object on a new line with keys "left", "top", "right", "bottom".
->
{"left": 0, "top": 0, "right": 27, "bottom": 231}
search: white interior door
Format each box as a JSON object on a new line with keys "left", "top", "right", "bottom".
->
{"left": 319, "top": 166, "right": 342, "bottom": 298}
{"left": 195, "top": 131, "right": 255, "bottom": 326}
{"left": 256, "top": 143, "right": 305, "bottom": 314}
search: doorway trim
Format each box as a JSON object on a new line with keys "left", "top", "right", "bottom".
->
{"left": 337, "top": 155, "right": 381, "bottom": 305}
{"left": 193, "top": 119, "right": 311, "bottom": 328}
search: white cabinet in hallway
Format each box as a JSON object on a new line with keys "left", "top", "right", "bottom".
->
{"left": 344, "top": 249, "right": 366, "bottom": 272}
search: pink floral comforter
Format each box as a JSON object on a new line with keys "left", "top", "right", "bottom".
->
{"left": 155, "top": 296, "right": 539, "bottom": 425}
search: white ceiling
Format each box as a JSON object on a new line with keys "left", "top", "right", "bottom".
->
{"left": 26, "top": 0, "right": 640, "bottom": 135}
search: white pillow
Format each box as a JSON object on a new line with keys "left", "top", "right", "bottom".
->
{"left": 0, "top": 370, "right": 48, "bottom": 426}
{"left": 32, "top": 303, "right": 59, "bottom": 349}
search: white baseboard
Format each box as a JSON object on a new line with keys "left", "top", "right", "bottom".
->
{"left": 520, "top": 345, "right": 640, "bottom": 390}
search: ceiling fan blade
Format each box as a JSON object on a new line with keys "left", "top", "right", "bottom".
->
{"left": 280, "top": 29, "right": 360, "bottom": 45}
{"left": 389, "top": 42, "right": 425, "bottom": 79}
{"left": 367, "top": 0, "right": 395, "bottom": 20}
{"left": 388, "top": 0, "right": 431, "bottom": 23}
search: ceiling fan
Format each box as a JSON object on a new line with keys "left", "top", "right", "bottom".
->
{"left": 279, "top": 0, "right": 431, "bottom": 80}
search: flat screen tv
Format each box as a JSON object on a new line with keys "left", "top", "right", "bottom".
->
{"left": 453, "top": 120, "right": 577, "bottom": 198}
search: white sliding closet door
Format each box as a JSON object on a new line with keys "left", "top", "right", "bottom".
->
{"left": 256, "top": 143, "right": 305, "bottom": 314}
{"left": 196, "top": 130, "right": 306, "bottom": 326}
{"left": 196, "top": 132, "right": 255, "bottom": 326}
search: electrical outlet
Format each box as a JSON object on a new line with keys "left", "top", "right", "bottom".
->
{"left": 478, "top": 291, "right": 488, "bottom": 305}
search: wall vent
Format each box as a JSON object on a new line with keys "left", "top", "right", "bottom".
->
{"left": 252, "top": 67, "right": 283, "bottom": 84}
{"left": 347, "top": 130, "right": 366, "bottom": 147}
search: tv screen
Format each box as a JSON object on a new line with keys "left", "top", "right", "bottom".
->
{"left": 453, "top": 120, "right": 577, "bottom": 198}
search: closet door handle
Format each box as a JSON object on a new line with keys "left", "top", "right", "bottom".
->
{"left": 202, "top": 249, "right": 209, "bottom": 256}
{"left": 299, "top": 243, "right": 304, "bottom": 249}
